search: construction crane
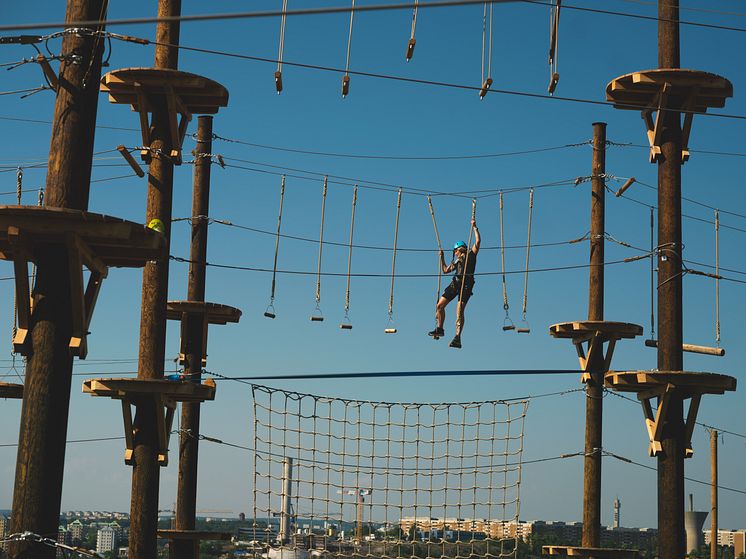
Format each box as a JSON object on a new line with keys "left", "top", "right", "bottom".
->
{"left": 337, "top": 488, "right": 372, "bottom": 543}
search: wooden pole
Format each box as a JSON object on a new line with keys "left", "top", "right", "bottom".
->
{"left": 129, "top": 2, "right": 181, "bottom": 558}
{"left": 8, "top": 2, "right": 106, "bottom": 557}
{"left": 581, "top": 122, "right": 606, "bottom": 548}
{"left": 172, "top": 115, "right": 214, "bottom": 559}
{"left": 710, "top": 430, "right": 718, "bottom": 559}
{"left": 657, "top": 1, "right": 686, "bottom": 558}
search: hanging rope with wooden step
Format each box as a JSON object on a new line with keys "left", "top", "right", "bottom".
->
{"left": 311, "top": 176, "right": 328, "bottom": 322}
{"left": 264, "top": 175, "right": 286, "bottom": 319}
{"left": 275, "top": 0, "right": 289, "bottom": 93}
{"left": 340, "top": 185, "right": 358, "bottom": 330}
{"left": 715, "top": 209, "right": 721, "bottom": 348}
{"left": 499, "top": 192, "right": 515, "bottom": 331}
{"left": 479, "top": 2, "right": 493, "bottom": 99}
{"left": 547, "top": 0, "right": 561, "bottom": 94}
{"left": 427, "top": 195, "right": 443, "bottom": 332}
{"left": 385, "top": 189, "right": 403, "bottom": 334}
{"left": 342, "top": 0, "right": 355, "bottom": 97}
{"left": 517, "top": 189, "right": 533, "bottom": 334}
{"left": 406, "top": 0, "right": 419, "bottom": 61}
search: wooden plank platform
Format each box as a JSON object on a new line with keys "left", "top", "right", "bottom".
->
{"left": 83, "top": 377, "right": 217, "bottom": 403}
{"left": 0, "top": 206, "right": 165, "bottom": 267}
{"left": 605, "top": 370, "right": 736, "bottom": 458}
{"left": 550, "top": 321, "right": 643, "bottom": 342}
{"left": 166, "top": 301, "right": 242, "bottom": 325}
{"left": 101, "top": 68, "right": 229, "bottom": 115}
{"left": 157, "top": 529, "right": 232, "bottom": 541}
{"left": 0, "top": 382, "right": 23, "bottom": 399}
{"left": 605, "top": 370, "right": 736, "bottom": 396}
{"left": 543, "top": 546, "right": 640, "bottom": 558}
{"left": 606, "top": 69, "right": 732, "bottom": 111}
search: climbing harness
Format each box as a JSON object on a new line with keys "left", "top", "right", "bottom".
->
{"left": 311, "top": 176, "right": 328, "bottom": 322}
{"left": 385, "top": 189, "right": 403, "bottom": 334}
{"left": 456, "top": 199, "right": 477, "bottom": 331}
{"left": 479, "top": 2, "right": 493, "bottom": 99}
{"left": 547, "top": 0, "right": 561, "bottom": 95}
{"left": 275, "top": 0, "right": 289, "bottom": 93}
{"left": 427, "top": 195, "right": 443, "bottom": 331}
{"left": 406, "top": 0, "right": 419, "bottom": 61}
{"left": 499, "top": 192, "right": 515, "bottom": 331}
{"left": 265, "top": 175, "right": 285, "bottom": 319}
{"left": 342, "top": 0, "right": 355, "bottom": 97}
{"left": 517, "top": 189, "right": 533, "bottom": 333}
{"left": 340, "top": 186, "right": 358, "bottom": 330}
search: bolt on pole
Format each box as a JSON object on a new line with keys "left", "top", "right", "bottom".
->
{"left": 8, "top": 2, "right": 107, "bottom": 558}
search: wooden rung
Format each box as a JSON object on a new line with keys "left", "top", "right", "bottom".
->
{"left": 117, "top": 145, "right": 145, "bottom": 177}
{"left": 340, "top": 323, "right": 352, "bottom": 330}
{"left": 341, "top": 74, "right": 350, "bottom": 97}
{"left": 274, "top": 70, "right": 283, "bottom": 93}
{"left": 479, "top": 78, "right": 493, "bottom": 99}
{"left": 644, "top": 339, "right": 725, "bottom": 356}
{"left": 310, "top": 315, "right": 324, "bottom": 322}
{"left": 157, "top": 530, "right": 232, "bottom": 541}
{"left": 0, "top": 382, "right": 23, "bottom": 399}
{"left": 384, "top": 328, "right": 397, "bottom": 334}
{"left": 547, "top": 72, "right": 559, "bottom": 95}
{"left": 36, "top": 54, "right": 58, "bottom": 91}
{"left": 406, "top": 38, "right": 416, "bottom": 61}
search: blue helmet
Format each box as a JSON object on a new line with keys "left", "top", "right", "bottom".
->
{"left": 453, "top": 241, "right": 467, "bottom": 251}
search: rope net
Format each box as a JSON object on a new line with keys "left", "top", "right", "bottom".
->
{"left": 251, "top": 385, "right": 528, "bottom": 559}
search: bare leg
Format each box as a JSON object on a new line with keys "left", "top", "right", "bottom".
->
{"left": 435, "top": 297, "right": 448, "bottom": 329}
{"left": 455, "top": 300, "right": 468, "bottom": 336}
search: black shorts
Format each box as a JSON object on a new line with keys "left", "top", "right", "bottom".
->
{"left": 442, "top": 282, "right": 473, "bottom": 305}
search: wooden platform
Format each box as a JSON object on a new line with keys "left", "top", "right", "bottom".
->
{"left": 543, "top": 546, "right": 639, "bottom": 558}
{"left": 0, "top": 382, "right": 23, "bottom": 399}
{"left": 101, "top": 68, "right": 229, "bottom": 164}
{"left": 166, "top": 301, "right": 242, "bottom": 325}
{"left": 550, "top": 321, "right": 642, "bottom": 381}
{"left": 605, "top": 370, "right": 736, "bottom": 457}
{"left": 606, "top": 69, "right": 732, "bottom": 112}
{"left": 605, "top": 69, "right": 732, "bottom": 163}
{"left": 167, "top": 301, "right": 242, "bottom": 367}
{"left": 83, "top": 377, "right": 217, "bottom": 466}
{"left": 0, "top": 206, "right": 165, "bottom": 358}
{"left": 157, "top": 529, "right": 232, "bottom": 541}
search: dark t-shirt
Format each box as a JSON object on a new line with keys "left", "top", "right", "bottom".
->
{"left": 452, "top": 251, "right": 477, "bottom": 288}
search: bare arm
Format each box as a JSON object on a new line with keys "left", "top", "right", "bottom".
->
{"left": 440, "top": 250, "right": 455, "bottom": 273}
{"left": 471, "top": 219, "right": 481, "bottom": 254}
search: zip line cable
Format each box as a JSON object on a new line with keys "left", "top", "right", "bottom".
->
{"left": 1, "top": 0, "right": 745, "bottom": 34}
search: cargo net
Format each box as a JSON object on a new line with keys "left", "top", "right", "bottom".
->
{"left": 250, "top": 384, "right": 529, "bottom": 559}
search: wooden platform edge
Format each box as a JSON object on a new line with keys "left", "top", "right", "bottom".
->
{"left": 157, "top": 529, "right": 232, "bottom": 541}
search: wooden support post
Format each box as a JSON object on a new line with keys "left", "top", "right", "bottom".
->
{"left": 130, "top": 2, "right": 182, "bottom": 558}
{"left": 657, "top": 1, "right": 686, "bottom": 557}
{"left": 582, "top": 122, "right": 606, "bottom": 549}
{"left": 710, "top": 429, "right": 717, "bottom": 559}
{"left": 8, "top": 2, "right": 107, "bottom": 558}
{"left": 173, "top": 115, "right": 213, "bottom": 559}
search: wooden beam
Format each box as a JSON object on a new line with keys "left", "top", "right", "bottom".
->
{"left": 122, "top": 400, "right": 134, "bottom": 465}
{"left": 684, "top": 393, "right": 701, "bottom": 458}
{"left": 8, "top": 226, "right": 31, "bottom": 354}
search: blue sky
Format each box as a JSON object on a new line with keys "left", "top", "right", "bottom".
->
{"left": 0, "top": 0, "right": 744, "bottom": 531}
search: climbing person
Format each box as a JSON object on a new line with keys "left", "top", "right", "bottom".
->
{"left": 428, "top": 219, "right": 480, "bottom": 348}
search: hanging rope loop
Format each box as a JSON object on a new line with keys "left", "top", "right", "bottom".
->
{"left": 427, "top": 194, "right": 443, "bottom": 327}
{"left": 264, "top": 175, "right": 286, "bottom": 319}
{"left": 548, "top": 0, "right": 561, "bottom": 94}
{"left": 343, "top": 185, "right": 358, "bottom": 321}
{"left": 479, "top": 3, "right": 493, "bottom": 99}
{"left": 518, "top": 189, "right": 534, "bottom": 333}
{"left": 499, "top": 192, "right": 515, "bottom": 331}
{"left": 406, "top": 0, "right": 419, "bottom": 61}
{"left": 275, "top": 0, "right": 289, "bottom": 92}
{"left": 311, "top": 176, "right": 328, "bottom": 322}
{"left": 342, "top": 0, "right": 355, "bottom": 97}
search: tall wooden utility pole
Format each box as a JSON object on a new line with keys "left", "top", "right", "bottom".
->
{"left": 9, "top": 2, "right": 106, "bottom": 557}
{"left": 582, "top": 122, "right": 606, "bottom": 547}
{"left": 656, "top": 2, "right": 685, "bottom": 557}
{"left": 710, "top": 430, "right": 718, "bottom": 559}
{"left": 173, "top": 116, "right": 213, "bottom": 559}
{"left": 130, "top": 1, "right": 181, "bottom": 557}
